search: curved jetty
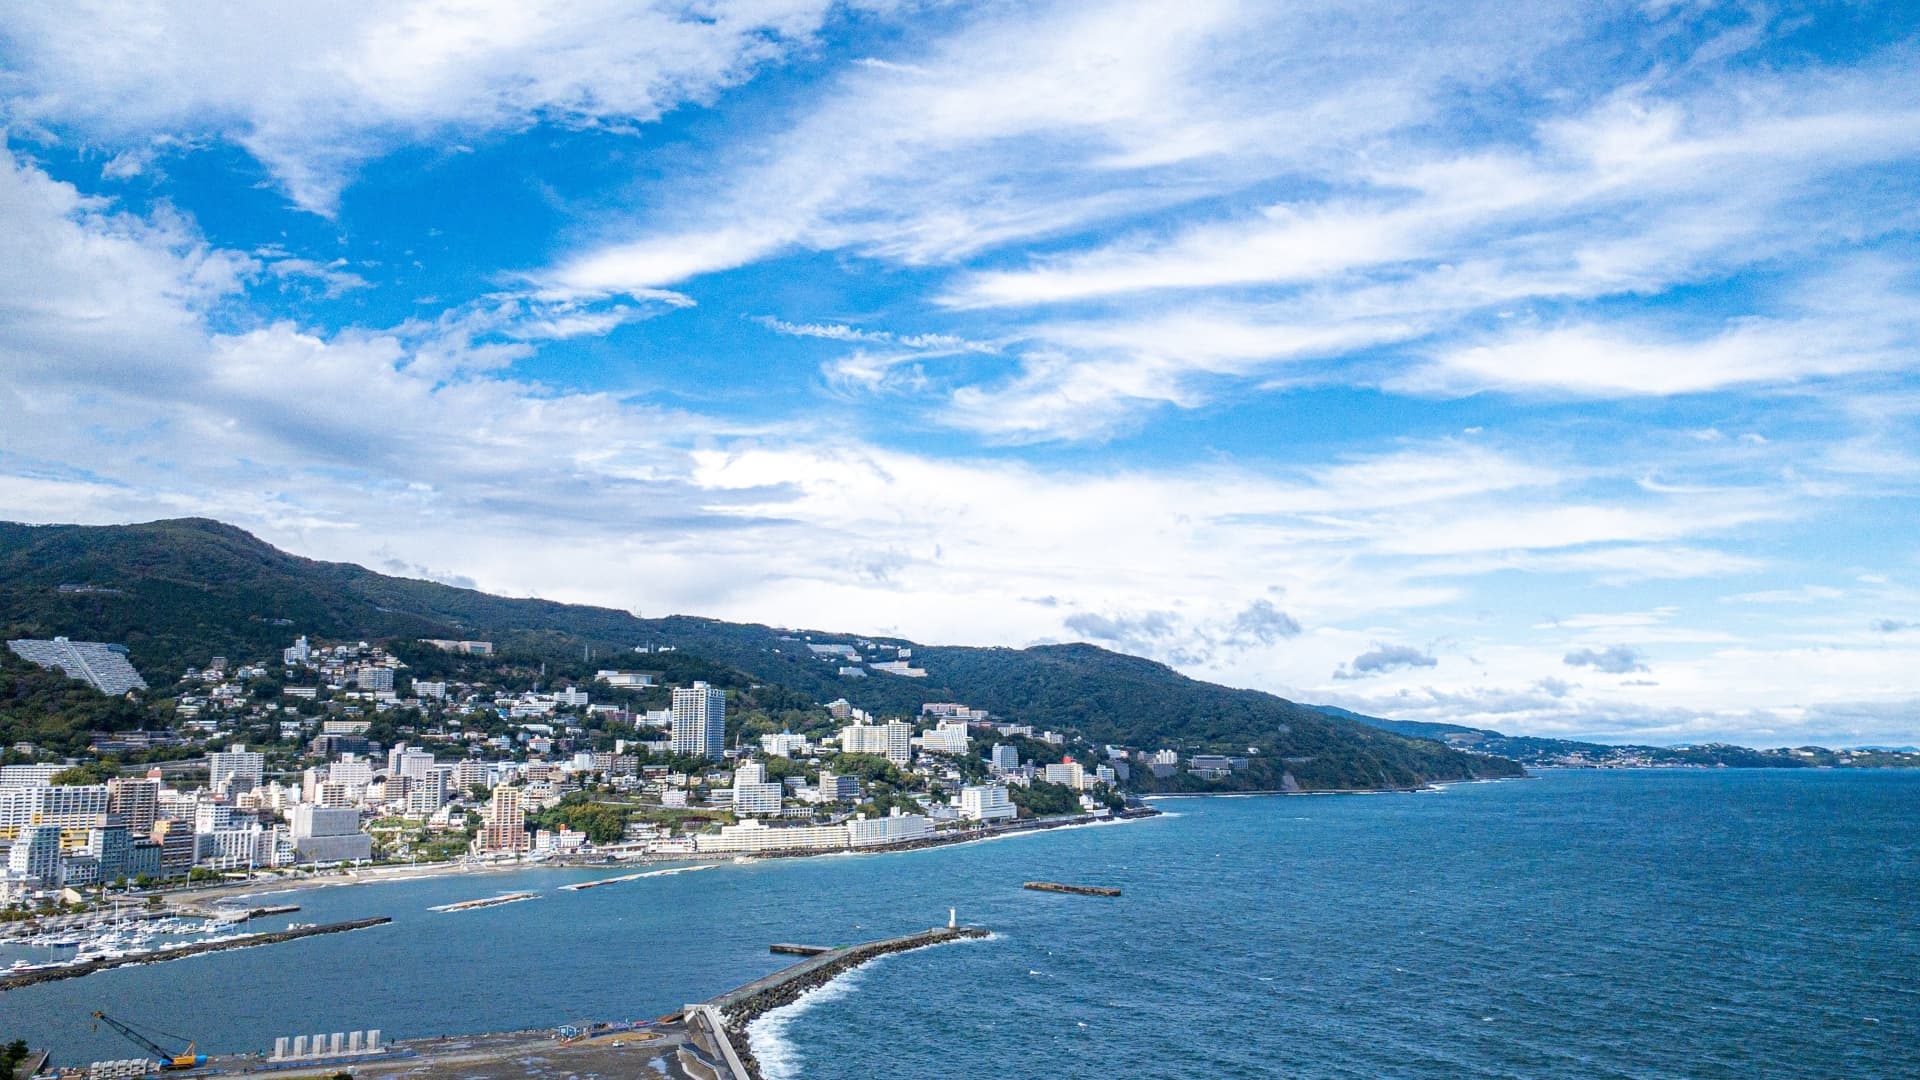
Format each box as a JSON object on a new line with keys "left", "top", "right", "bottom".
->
{"left": 701, "top": 925, "right": 990, "bottom": 1080}
{"left": 0, "top": 916, "right": 391, "bottom": 990}
{"left": 1024, "top": 881, "right": 1121, "bottom": 896}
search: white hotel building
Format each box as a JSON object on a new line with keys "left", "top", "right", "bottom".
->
{"left": 958, "top": 784, "right": 1017, "bottom": 822}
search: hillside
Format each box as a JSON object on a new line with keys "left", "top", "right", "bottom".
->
{"left": 0, "top": 518, "right": 1521, "bottom": 789}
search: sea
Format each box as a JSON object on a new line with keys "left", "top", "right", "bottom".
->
{"left": 5, "top": 769, "right": 1914, "bottom": 1078}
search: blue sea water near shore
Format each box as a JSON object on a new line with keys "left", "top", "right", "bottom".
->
{"left": 7, "top": 769, "right": 1915, "bottom": 1077}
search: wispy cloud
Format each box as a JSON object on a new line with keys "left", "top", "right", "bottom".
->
{"left": 1564, "top": 645, "right": 1652, "bottom": 674}
{"left": 1334, "top": 643, "right": 1440, "bottom": 680}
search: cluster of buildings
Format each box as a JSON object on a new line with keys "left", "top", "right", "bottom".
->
{"left": 4, "top": 629, "right": 1155, "bottom": 904}
{"left": 0, "top": 760, "right": 311, "bottom": 904}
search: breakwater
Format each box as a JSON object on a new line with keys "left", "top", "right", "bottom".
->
{"left": 429, "top": 892, "right": 537, "bottom": 912}
{"left": 707, "top": 925, "right": 990, "bottom": 1079}
{"left": 1023, "top": 881, "right": 1121, "bottom": 896}
{"left": 0, "top": 916, "right": 391, "bottom": 990}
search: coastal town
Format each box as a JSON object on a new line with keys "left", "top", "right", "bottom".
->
{"left": 2, "top": 633, "right": 1151, "bottom": 921}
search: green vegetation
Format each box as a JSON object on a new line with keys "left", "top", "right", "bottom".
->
{"left": 2, "top": 1038, "right": 34, "bottom": 1077}
{"left": 51, "top": 760, "right": 118, "bottom": 785}
{"left": 1009, "top": 780, "right": 1080, "bottom": 817}
{"left": 0, "top": 649, "right": 155, "bottom": 756}
{"left": 531, "top": 791, "right": 631, "bottom": 844}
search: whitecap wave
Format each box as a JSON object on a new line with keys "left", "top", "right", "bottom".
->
{"left": 745, "top": 933, "right": 996, "bottom": 1079}
{"left": 745, "top": 966, "right": 868, "bottom": 1080}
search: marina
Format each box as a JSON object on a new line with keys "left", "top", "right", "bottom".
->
{"left": 0, "top": 917, "right": 393, "bottom": 990}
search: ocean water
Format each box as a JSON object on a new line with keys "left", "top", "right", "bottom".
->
{"left": 6, "top": 770, "right": 1914, "bottom": 1077}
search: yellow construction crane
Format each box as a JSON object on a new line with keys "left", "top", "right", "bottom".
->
{"left": 89, "top": 1011, "right": 207, "bottom": 1071}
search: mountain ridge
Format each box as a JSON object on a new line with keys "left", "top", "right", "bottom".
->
{"left": 0, "top": 517, "right": 1522, "bottom": 790}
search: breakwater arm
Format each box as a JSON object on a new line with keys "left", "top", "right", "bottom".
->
{"left": 0, "top": 916, "right": 391, "bottom": 991}
{"left": 1023, "top": 881, "right": 1121, "bottom": 896}
{"left": 701, "top": 925, "right": 990, "bottom": 1080}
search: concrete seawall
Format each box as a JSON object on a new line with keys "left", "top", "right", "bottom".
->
{"left": 699, "top": 925, "right": 991, "bottom": 1080}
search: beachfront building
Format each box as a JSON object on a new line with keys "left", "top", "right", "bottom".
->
{"left": 476, "top": 786, "right": 528, "bottom": 854}
{"left": 695, "top": 819, "right": 849, "bottom": 854}
{"left": 670, "top": 682, "right": 727, "bottom": 761}
{"left": 958, "top": 784, "right": 1017, "bottom": 822}
{"left": 847, "top": 810, "right": 933, "bottom": 848}
{"left": 290, "top": 805, "right": 374, "bottom": 863}
{"left": 1044, "top": 761, "right": 1089, "bottom": 790}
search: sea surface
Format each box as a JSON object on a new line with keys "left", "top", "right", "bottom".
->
{"left": 6, "top": 769, "right": 1915, "bottom": 1077}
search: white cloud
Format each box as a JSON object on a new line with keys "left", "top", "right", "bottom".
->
{"left": 1, "top": 1, "right": 849, "bottom": 212}
{"left": 540, "top": 0, "right": 1592, "bottom": 296}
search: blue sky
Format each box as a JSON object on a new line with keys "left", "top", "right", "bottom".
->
{"left": 2, "top": 1, "right": 1917, "bottom": 745}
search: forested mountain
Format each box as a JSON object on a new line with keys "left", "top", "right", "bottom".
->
{"left": 0, "top": 518, "right": 1521, "bottom": 789}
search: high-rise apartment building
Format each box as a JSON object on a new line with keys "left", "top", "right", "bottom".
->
{"left": 477, "top": 786, "right": 527, "bottom": 853}
{"left": 107, "top": 776, "right": 160, "bottom": 833}
{"left": 671, "top": 682, "right": 726, "bottom": 761}
{"left": 210, "top": 743, "right": 265, "bottom": 796}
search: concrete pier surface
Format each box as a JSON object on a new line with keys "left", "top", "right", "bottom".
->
{"left": 122, "top": 926, "right": 989, "bottom": 1080}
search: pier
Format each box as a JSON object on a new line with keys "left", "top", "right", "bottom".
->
{"left": 767, "top": 942, "right": 831, "bottom": 955}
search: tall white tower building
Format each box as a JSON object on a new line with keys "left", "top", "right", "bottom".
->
{"left": 671, "top": 682, "right": 727, "bottom": 761}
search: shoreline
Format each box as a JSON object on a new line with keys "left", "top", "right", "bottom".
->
{"left": 169, "top": 806, "right": 1163, "bottom": 905}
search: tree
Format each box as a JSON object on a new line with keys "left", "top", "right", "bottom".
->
{"left": 51, "top": 760, "right": 118, "bottom": 785}
{"left": 1010, "top": 780, "right": 1079, "bottom": 817}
